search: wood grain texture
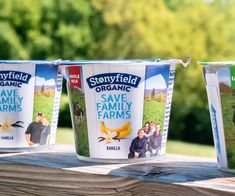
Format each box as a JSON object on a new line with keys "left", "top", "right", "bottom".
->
{"left": 0, "top": 145, "right": 234, "bottom": 196}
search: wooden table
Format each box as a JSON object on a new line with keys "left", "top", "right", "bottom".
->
{"left": 0, "top": 145, "right": 234, "bottom": 196}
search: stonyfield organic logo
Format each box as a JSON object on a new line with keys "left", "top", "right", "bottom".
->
{"left": 86, "top": 73, "right": 141, "bottom": 92}
{"left": 0, "top": 71, "right": 32, "bottom": 88}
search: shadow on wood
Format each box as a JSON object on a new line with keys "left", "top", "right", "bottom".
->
{"left": 0, "top": 145, "right": 234, "bottom": 195}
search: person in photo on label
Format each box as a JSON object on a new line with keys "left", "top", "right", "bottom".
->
{"left": 149, "top": 121, "right": 156, "bottom": 133}
{"left": 148, "top": 123, "right": 162, "bottom": 156}
{"left": 143, "top": 121, "right": 154, "bottom": 157}
{"left": 40, "top": 117, "right": 51, "bottom": 145}
{"left": 144, "top": 121, "right": 155, "bottom": 141}
{"left": 143, "top": 121, "right": 152, "bottom": 139}
{"left": 25, "top": 112, "right": 44, "bottom": 146}
{"left": 128, "top": 129, "right": 147, "bottom": 158}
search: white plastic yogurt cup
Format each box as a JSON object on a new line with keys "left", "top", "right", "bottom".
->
{"left": 0, "top": 60, "right": 63, "bottom": 152}
{"left": 202, "top": 61, "right": 235, "bottom": 172}
{"left": 61, "top": 59, "right": 189, "bottom": 163}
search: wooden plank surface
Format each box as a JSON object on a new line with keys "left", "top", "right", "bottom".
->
{"left": 0, "top": 144, "right": 234, "bottom": 196}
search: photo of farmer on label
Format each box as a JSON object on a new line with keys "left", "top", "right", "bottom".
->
{"left": 25, "top": 112, "right": 51, "bottom": 146}
{"left": 128, "top": 122, "right": 162, "bottom": 158}
{"left": 128, "top": 129, "right": 147, "bottom": 158}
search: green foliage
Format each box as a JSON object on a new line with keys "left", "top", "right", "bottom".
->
{"left": 0, "top": 22, "right": 28, "bottom": 59}
{"left": 58, "top": 94, "right": 72, "bottom": 127}
{"left": 88, "top": 0, "right": 235, "bottom": 144}
{"left": 2, "top": 0, "right": 235, "bottom": 144}
{"left": 0, "top": 0, "right": 93, "bottom": 60}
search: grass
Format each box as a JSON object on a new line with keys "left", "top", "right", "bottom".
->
{"left": 56, "top": 127, "right": 74, "bottom": 144}
{"left": 167, "top": 140, "right": 215, "bottom": 158}
{"left": 56, "top": 128, "right": 216, "bottom": 158}
{"left": 143, "top": 100, "right": 165, "bottom": 129}
{"left": 220, "top": 93, "right": 235, "bottom": 168}
{"left": 33, "top": 95, "right": 55, "bottom": 122}
{"left": 68, "top": 89, "right": 89, "bottom": 156}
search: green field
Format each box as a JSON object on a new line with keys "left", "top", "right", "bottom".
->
{"left": 69, "top": 89, "right": 86, "bottom": 108}
{"left": 220, "top": 93, "right": 235, "bottom": 168}
{"left": 167, "top": 140, "right": 215, "bottom": 158}
{"left": 143, "top": 100, "right": 165, "bottom": 130}
{"left": 56, "top": 128, "right": 74, "bottom": 144}
{"left": 33, "top": 95, "right": 54, "bottom": 123}
{"left": 68, "top": 89, "right": 89, "bottom": 156}
{"left": 56, "top": 128, "right": 215, "bottom": 158}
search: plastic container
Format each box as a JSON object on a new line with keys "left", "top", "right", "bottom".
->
{"left": 201, "top": 61, "right": 235, "bottom": 173}
{"left": 0, "top": 60, "right": 63, "bottom": 152}
{"left": 61, "top": 59, "right": 189, "bottom": 163}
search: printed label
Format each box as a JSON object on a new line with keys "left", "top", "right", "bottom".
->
{"left": 230, "top": 67, "right": 235, "bottom": 89}
{"left": 0, "top": 70, "right": 31, "bottom": 84}
{"left": 83, "top": 64, "right": 146, "bottom": 159}
{"left": 68, "top": 67, "right": 82, "bottom": 89}
{"left": 205, "top": 73, "right": 227, "bottom": 168}
{"left": 0, "top": 64, "right": 35, "bottom": 147}
{"left": 0, "top": 63, "right": 61, "bottom": 149}
{"left": 217, "top": 67, "right": 235, "bottom": 169}
{"left": 210, "top": 105, "right": 221, "bottom": 157}
{"left": 67, "top": 63, "right": 174, "bottom": 160}
{"left": 67, "top": 66, "right": 89, "bottom": 156}
{"left": 86, "top": 73, "right": 141, "bottom": 91}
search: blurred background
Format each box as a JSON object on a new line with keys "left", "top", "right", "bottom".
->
{"left": 1, "top": 0, "right": 235, "bottom": 157}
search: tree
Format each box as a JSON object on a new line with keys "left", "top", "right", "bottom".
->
{"left": 0, "top": 0, "right": 94, "bottom": 60}
{"left": 41, "top": 84, "right": 45, "bottom": 96}
{"left": 151, "top": 88, "right": 156, "bottom": 101}
{"left": 88, "top": 0, "right": 235, "bottom": 144}
{"left": 1, "top": 0, "right": 235, "bottom": 144}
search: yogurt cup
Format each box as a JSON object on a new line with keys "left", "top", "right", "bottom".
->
{"left": 201, "top": 61, "right": 235, "bottom": 173}
{"left": 61, "top": 59, "right": 190, "bottom": 163}
{"left": 0, "top": 60, "right": 63, "bottom": 152}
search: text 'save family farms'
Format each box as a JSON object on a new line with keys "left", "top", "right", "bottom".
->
{"left": 62, "top": 59, "right": 189, "bottom": 162}
{"left": 0, "top": 61, "right": 62, "bottom": 151}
